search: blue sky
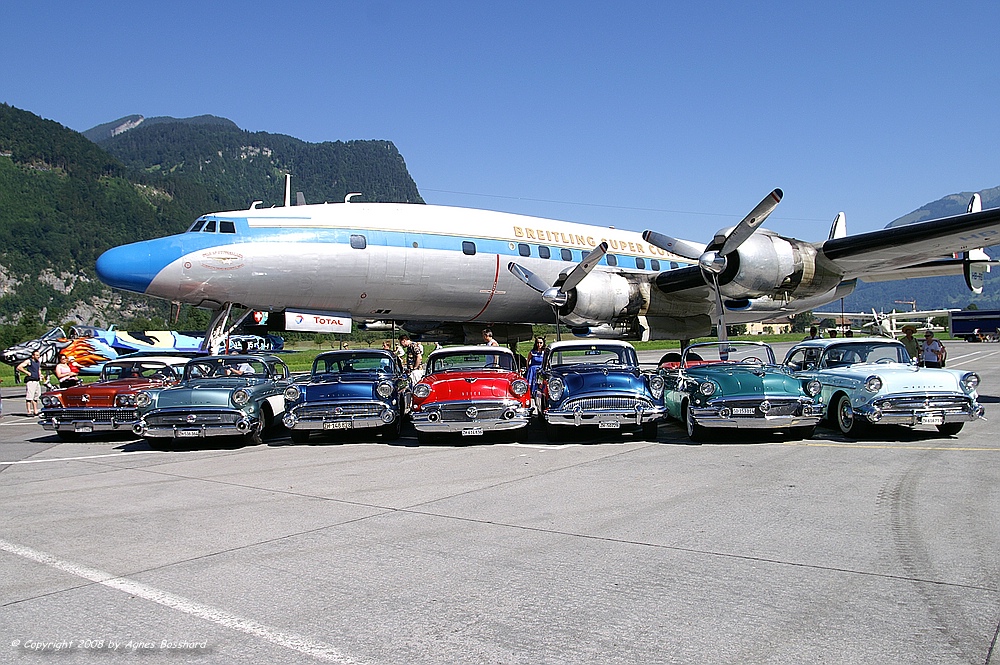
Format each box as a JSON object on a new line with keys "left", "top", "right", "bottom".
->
{"left": 4, "top": 1, "right": 999, "bottom": 241}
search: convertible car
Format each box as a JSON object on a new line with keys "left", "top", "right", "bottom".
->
{"left": 660, "top": 341, "right": 824, "bottom": 442}
{"left": 39, "top": 355, "right": 190, "bottom": 440}
{"left": 132, "top": 354, "right": 291, "bottom": 445}
{"left": 540, "top": 340, "right": 665, "bottom": 441}
{"left": 410, "top": 345, "right": 531, "bottom": 443}
{"left": 282, "top": 349, "right": 410, "bottom": 442}
{"left": 782, "top": 337, "right": 985, "bottom": 437}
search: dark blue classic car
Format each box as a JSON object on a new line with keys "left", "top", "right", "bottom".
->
{"left": 540, "top": 340, "right": 665, "bottom": 441}
{"left": 282, "top": 349, "right": 410, "bottom": 442}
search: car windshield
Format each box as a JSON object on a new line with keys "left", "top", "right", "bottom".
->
{"left": 820, "top": 342, "right": 909, "bottom": 368}
{"left": 101, "top": 361, "right": 179, "bottom": 382}
{"left": 428, "top": 351, "right": 515, "bottom": 373}
{"left": 313, "top": 352, "right": 393, "bottom": 375}
{"left": 547, "top": 345, "right": 635, "bottom": 368}
{"left": 682, "top": 343, "right": 775, "bottom": 366}
{"left": 184, "top": 358, "right": 269, "bottom": 380}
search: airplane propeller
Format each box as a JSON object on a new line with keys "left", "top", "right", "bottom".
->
{"left": 508, "top": 242, "right": 609, "bottom": 340}
{"left": 644, "top": 189, "right": 783, "bottom": 349}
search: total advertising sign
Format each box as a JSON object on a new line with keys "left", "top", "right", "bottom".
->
{"left": 284, "top": 310, "right": 352, "bottom": 334}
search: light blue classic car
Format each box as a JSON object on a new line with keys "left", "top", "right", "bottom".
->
{"left": 133, "top": 354, "right": 292, "bottom": 445}
{"left": 660, "top": 341, "right": 824, "bottom": 442}
{"left": 282, "top": 349, "right": 410, "bottom": 443}
{"left": 782, "top": 337, "right": 985, "bottom": 437}
{"left": 540, "top": 340, "right": 665, "bottom": 441}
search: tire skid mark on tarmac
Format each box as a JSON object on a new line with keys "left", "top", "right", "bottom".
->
{"left": 876, "top": 454, "right": 993, "bottom": 663}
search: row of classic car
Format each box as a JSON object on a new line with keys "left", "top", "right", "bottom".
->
{"left": 35, "top": 336, "right": 985, "bottom": 445}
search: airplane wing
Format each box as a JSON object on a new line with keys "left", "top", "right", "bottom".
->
{"left": 818, "top": 207, "right": 1000, "bottom": 278}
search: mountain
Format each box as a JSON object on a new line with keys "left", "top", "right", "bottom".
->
{"left": 90, "top": 116, "right": 423, "bottom": 210}
{"left": 0, "top": 104, "right": 424, "bottom": 338}
{"left": 840, "top": 188, "right": 1000, "bottom": 312}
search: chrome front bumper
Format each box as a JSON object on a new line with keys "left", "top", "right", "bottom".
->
{"left": 40, "top": 408, "right": 139, "bottom": 433}
{"left": 133, "top": 408, "right": 259, "bottom": 439}
{"left": 283, "top": 400, "right": 399, "bottom": 431}
{"left": 690, "top": 398, "right": 823, "bottom": 429}
{"left": 411, "top": 400, "right": 531, "bottom": 433}
{"left": 856, "top": 392, "right": 985, "bottom": 426}
{"left": 545, "top": 399, "right": 666, "bottom": 428}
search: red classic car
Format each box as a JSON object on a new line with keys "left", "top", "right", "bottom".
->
{"left": 410, "top": 346, "right": 532, "bottom": 443}
{"left": 39, "top": 355, "right": 191, "bottom": 440}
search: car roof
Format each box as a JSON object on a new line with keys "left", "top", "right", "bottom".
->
{"left": 427, "top": 345, "right": 514, "bottom": 358}
{"left": 547, "top": 340, "right": 635, "bottom": 351}
{"left": 792, "top": 337, "right": 902, "bottom": 349}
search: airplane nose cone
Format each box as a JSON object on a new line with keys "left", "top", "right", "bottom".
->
{"left": 96, "top": 243, "right": 157, "bottom": 293}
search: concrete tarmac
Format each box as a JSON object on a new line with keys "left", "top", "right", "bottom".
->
{"left": 2, "top": 342, "right": 999, "bottom": 664}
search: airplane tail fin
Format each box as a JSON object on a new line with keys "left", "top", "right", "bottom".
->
{"left": 828, "top": 212, "right": 846, "bottom": 240}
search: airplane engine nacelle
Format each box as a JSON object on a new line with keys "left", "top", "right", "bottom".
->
{"left": 716, "top": 231, "right": 842, "bottom": 300}
{"left": 557, "top": 272, "right": 644, "bottom": 328}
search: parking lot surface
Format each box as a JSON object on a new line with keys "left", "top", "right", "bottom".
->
{"left": 2, "top": 342, "right": 999, "bottom": 663}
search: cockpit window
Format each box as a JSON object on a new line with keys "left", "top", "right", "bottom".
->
{"left": 203, "top": 220, "right": 217, "bottom": 233}
{"left": 189, "top": 220, "right": 205, "bottom": 233}
{"left": 219, "top": 220, "right": 236, "bottom": 234}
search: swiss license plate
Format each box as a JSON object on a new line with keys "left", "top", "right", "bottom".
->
{"left": 176, "top": 429, "right": 201, "bottom": 438}
{"left": 732, "top": 407, "right": 756, "bottom": 416}
{"left": 920, "top": 415, "right": 944, "bottom": 425}
{"left": 74, "top": 424, "right": 93, "bottom": 433}
{"left": 324, "top": 421, "right": 352, "bottom": 430}
{"left": 598, "top": 421, "right": 621, "bottom": 429}
{"left": 462, "top": 427, "right": 484, "bottom": 436}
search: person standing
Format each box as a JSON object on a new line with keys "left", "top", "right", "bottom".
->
{"left": 17, "top": 350, "right": 43, "bottom": 416}
{"left": 525, "top": 337, "right": 547, "bottom": 398}
{"left": 899, "top": 325, "right": 920, "bottom": 360}
{"left": 54, "top": 353, "right": 80, "bottom": 388}
{"left": 398, "top": 334, "right": 423, "bottom": 382}
{"left": 481, "top": 328, "right": 500, "bottom": 347}
{"left": 920, "top": 331, "right": 944, "bottom": 368}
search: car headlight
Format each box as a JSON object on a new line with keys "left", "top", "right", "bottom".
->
{"left": 232, "top": 388, "right": 251, "bottom": 406}
{"left": 41, "top": 395, "right": 60, "bottom": 407}
{"left": 413, "top": 383, "right": 431, "bottom": 399}
{"left": 962, "top": 372, "right": 980, "bottom": 392}
{"left": 547, "top": 377, "right": 564, "bottom": 401}
{"left": 511, "top": 379, "right": 528, "bottom": 397}
{"left": 135, "top": 392, "right": 152, "bottom": 408}
{"left": 116, "top": 394, "right": 137, "bottom": 407}
{"left": 648, "top": 375, "right": 664, "bottom": 399}
{"left": 805, "top": 380, "right": 822, "bottom": 397}
{"left": 864, "top": 375, "right": 883, "bottom": 393}
{"left": 376, "top": 381, "right": 394, "bottom": 399}
{"left": 698, "top": 381, "right": 716, "bottom": 396}
{"left": 284, "top": 385, "right": 301, "bottom": 402}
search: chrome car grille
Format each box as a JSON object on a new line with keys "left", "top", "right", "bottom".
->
{"left": 711, "top": 398, "right": 803, "bottom": 417}
{"left": 45, "top": 408, "right": 138, "bottom": 422}
{"left": 876, "top": 395, "right": 972, "bottom": 412}
{"left": 145, "top": 412, "right": 239, "bottom": 426}
{"left": 296, "top": 403, "right": 383, "bottom": 418}
{"left": 562, "top": 396, "right": 652, "bottom": 412}
{"left": 437, "top": 401, "right": 508, "bottom": 422}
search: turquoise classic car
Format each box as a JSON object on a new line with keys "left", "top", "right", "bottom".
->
{"left": 661, "top": 341, "right": 824, "bottom": 442}
{"left": 133, "top": 354, "right": 292, "bottom": 445}
{"left": 782, "top": 337, "right": 985, "bottom": 437}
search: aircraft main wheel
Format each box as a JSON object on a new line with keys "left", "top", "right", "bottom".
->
{"left": 684, "top": 403, "right": 707, "bottom": 443}
{"left": 936, "top": 422, "right": 964, "bottom": 436}
{"left": 289, "top": 429, "right": 310, "bottom": 443}
{"left": 835, "top": 394, "right": 866, "bottom": 438}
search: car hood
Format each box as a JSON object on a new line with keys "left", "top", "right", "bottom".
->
{"left": 819, "top": 363, "right": 966, "bottom": 392}
{"left": 150, "top": 378, "right": 261, "bottom": 408}
{"left": 550, "top": 367, "right": 646, "bottom": 396}
{"left": 297, "top": 374, "right": 392, "bottom": 401}
{"left": 687, "top": 365, "right": 805, "bottom": 397}
{"left": 422, "top": 370, "right": 520, "bottom": 400}
{"left": 48, "top": 378, "right": 166, "bottom": 407}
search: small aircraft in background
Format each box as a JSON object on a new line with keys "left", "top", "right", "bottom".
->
{"left": 812, "top": 308, "right": 957, "bottom": 338}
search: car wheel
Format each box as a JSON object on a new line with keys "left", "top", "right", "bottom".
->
{"left": 792, "top": 425, "right": 817, "bottom": 440}
{"left": 684, "top": 403, "right": 707, "bottom": 443}
{"left": 380, "top": 418, "right": 402, "bottom": 440}
{"left": 289, "top": 429, "right": 310, "bottom": 443}
{"left": 835, "top": 394, "right": 866, "bottom": 438}
{"left": 243, "top": 428, "right": 264, "bottom": 445}
{"left": 260, "top": 404, "right": 274, "bottom": 431}
{"left": 56, "top": 431, "right": 80, "bottom": 442}
{"left": 936, "top": 422, "right": 964, "bottom": 436}
{"left": 641, "top": 420, "right": 659, "bottom": 441}
{"left": 416, "top": 430, "right": 436, "bottom": 445}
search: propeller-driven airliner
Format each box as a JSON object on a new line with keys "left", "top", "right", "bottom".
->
{"left": 94, "top": 179, "right": 1000, "bottom": 353}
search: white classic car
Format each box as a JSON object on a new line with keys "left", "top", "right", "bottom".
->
{"left": 782, "top": 337, "right": 984, "bottom": 437}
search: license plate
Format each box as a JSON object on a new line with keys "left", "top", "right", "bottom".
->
{"left": 74, "top": 424, "right": 93, "bottom": 433}
{"left": 732, "top": 408, "right": 756, "bottom": 416}
{"left": 920, "top": 415, "right": 943, "bottom": 425}
{"left": 462, "top": 427, "right": 484, "bottom": 436}
{"left": 324, "top": 421, "right": 352, "bottom": 430}
{"left": 598, "top": 421, "right": 621, "bottom": 429}
{"left": 176, "top": 429, "right": 201, "bottom": 438}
